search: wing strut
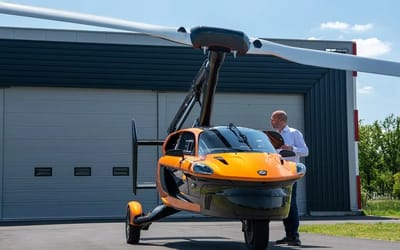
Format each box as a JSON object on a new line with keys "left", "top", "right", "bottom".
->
{"left": 167, "top": 59, "right": 208, "bottom": 133}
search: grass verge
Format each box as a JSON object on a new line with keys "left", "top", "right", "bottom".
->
{"left": 300, "top": 200, "right": 400, "bottom": 241}
{"left": 363, "top": 200, "right": 400, "bottom": 218}
{"left": 300, "top": 222, "right": 400, "bottom": 241}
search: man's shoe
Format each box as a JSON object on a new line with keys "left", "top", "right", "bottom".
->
{"left": 287, "top": 237, "right": 301, "bottom": 246}
{"left": 275, "top": 237, "right": 291, "bottom": 244}
{"left": 276, "top": 236, "right": 301, "bottom": 246}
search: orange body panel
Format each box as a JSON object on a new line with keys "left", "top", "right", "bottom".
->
{"left": 159, "top": 152, "right": 300, "bottom": 182}
{"left": 127, "top": 201, "right": 143, "bottom": 225}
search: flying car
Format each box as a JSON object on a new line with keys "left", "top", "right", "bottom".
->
{"left": 129, "top": 121, "right": 304, "bottom": 249}
{"left": 1, "top": 2, "right": 400, "bottom": 250}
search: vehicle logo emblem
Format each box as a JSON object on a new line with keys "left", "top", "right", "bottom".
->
{"left": 257, "top": 170, "right": 267, "bottom": 176}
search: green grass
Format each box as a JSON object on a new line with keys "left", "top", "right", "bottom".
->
{"left": 363, "top": 199, "right": 400, "bottom": 218}
{"left": 299, "top": 199, "right": 400, "bottom": 241}
{"left": 300, "top": 222, "right": 400, "bottom": 241}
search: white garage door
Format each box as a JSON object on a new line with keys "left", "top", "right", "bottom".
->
{"left": 2, "top": 87, "right": 159, "bottom": 220}
{"left": 158, "top": 92, "right": 307, "bottom": 215}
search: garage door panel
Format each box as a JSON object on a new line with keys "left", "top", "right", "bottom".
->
{"left": 4, "top": 189, "right": 157, "bottom": 219}
{"left": 3, "top": 87, "right": 158, "bottom": 219}
{"left": 5, "top": 178, "right": 136, "bottom": 200}
{"left": 212, "top": 93, "right": 304, "bottom": 132}
{"left": 4, "top": 142, "right": 133, "bottom": 176}
{"left": 136, "top": 147, "right": 159, "bottom": 184}
{"left": 158, "top": 92, "right": 201, "bottom": 138}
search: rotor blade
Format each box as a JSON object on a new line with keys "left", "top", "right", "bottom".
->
{"left": 0, "top": 2, "right": 191, "bottom": 46}
{"left": 249, "top": 38, "right": 400, "bottom": 77}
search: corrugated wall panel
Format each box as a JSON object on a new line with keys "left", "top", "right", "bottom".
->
{"left": 305, "top": 70, "right": 349, "bottom": 211}
{"left": 0, "top": 39, "right": 324, "bottom": 91}
{"left": 0, "top": 89, "right": 3, "bottom": 219}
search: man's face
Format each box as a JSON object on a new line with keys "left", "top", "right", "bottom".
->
{"left": 270, "top": 115, "right": 281, "bottom": 129}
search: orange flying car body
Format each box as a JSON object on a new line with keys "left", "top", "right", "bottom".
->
{"left": 126, "top": 124, "right": 306, "bottom": 248}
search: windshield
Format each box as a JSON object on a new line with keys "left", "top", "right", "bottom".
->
{"left": 198, "top": 126, "right": 276, "bottom": 155}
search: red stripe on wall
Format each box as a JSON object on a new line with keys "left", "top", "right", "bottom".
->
{"left": 354, "top": 109, "right": 359, "bottom": 141}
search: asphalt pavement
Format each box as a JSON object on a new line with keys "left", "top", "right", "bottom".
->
{"left": 1, "top": 216, "right": 400, "bottom": 250}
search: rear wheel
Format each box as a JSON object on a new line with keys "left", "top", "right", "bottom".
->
{"left": 125, "top": 208, "right": 141, "bottom": 244}
{"left": 243, "top": 219, "right": 270, "bottom": 250}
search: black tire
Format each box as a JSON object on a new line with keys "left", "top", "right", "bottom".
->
{"left": 125, "top": 208, "right": 141, "bottom": 244}
{"left": 243, "top": 219, "right": 270, "bottom": 250}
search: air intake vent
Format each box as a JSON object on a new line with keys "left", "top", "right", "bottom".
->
{"left": 214, "top": 156, "right": 228, "bottom": 165}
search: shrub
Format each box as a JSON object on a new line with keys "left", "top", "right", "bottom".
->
{"left": 393, "top": 172, "right": 400, "bottom": 199}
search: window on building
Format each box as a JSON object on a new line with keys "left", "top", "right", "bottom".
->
{"left": 113, "top": 167, "right": 129, "bottom": 176}
{"left": 74, "top": 167, "right": 91, "bottom": 176}
{"left": 34, "top": 167, "right": 52, "bottom": 177}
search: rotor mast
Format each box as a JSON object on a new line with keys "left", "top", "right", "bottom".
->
{"left": 198, "top": 51, "right": 225, "bottom": 127}
{"left": 167, "top": 27, "right": 251, "bottom": 132}
{"left": 189, "top": 27, "right": 251, "bottom": 128}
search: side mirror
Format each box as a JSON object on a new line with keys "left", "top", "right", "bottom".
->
{"left": 166, "top": 149, "right": 185, "bottom": 158}
{"left": 280, "top": 150, "right": 296, "bottom": 158}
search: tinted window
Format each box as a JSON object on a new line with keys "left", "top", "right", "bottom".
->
{"left": 176, "top": 132, "right": 195, "bottom": 155}
{"left": 198, "top": 127, "right": 276, "bottom": 155}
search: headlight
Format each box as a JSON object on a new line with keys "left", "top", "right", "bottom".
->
{"left": 193, "top": 163, "right": 214, "bottom": 175}
{"left": 296, "top": 163, "right": 306, "bottom": 174}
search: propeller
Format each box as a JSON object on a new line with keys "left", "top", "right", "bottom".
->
{"left": 0, "top": 2, "right": 191, "bottom": 46}
{"left": 1, "top": 1, "right": 400, "bottom": 77}
{"left": 249, "top": 38, "right": 400, "bottom": 77}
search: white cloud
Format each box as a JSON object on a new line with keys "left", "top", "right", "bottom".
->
{"left": 358, "top": 85, "right": 374, "bottom": 95}
{"left": 353, "top": 38, "right": 391, "bottom": 57}
{"left": 352, "top": 24, "right": 373, "bottom": 32}
{"left": 320, "top": 22, "right": 373, "bottom": 33}
{"left": 320, "top": 21, "right": 349, "bottom": 31}
{"left": 318, "top": 21, "right": 390, "bottom": 57}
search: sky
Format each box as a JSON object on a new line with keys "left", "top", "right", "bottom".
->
{"left": 0, "top": 0, "right": 399, "bottom": 124}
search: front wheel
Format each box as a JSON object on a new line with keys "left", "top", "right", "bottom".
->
{"left": 242, "top": 219, "right": 270, "bottom": 250}
{"left": 125, "top": 209, "right": 141, "bottom": 244}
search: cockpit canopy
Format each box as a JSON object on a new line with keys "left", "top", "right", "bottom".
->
{"left": 164, "top": 125, "right": 277, "bottom": 156}
{"left": 199, "top": 126, "right": 276, "bottom": 155}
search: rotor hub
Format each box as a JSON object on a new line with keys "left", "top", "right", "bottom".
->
{"left": 190, "top": 26, "right": 251, "bottom": 55}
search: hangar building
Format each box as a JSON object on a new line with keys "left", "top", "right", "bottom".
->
{"left": 0, "top": 27, "right": 359, "bottom": 221}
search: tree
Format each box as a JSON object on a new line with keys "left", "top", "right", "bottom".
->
{"left": 358, "top": 114, "right": 400, "bottom": 197}
{"left": 393, "top": 172, "right": 400, "bottom": 199}
{"left": 358, "top": 121, "right": 383, "bottom": 195}
{"left": 380, "top": 115, "right": 400, "bottom": 174}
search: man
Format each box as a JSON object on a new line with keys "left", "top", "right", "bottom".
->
{"left": 270, "top": 110, "right": 309, "bottom": 246}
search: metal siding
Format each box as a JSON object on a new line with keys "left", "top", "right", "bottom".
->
{"left": 0, "top": 39, "right": 325, "bottom": 92}
{"left": 0, "top": 89, "right": 3, "bottom": 218}
{"left": 0, "top": 39, "right": 203, "bottom": 90}
{"left": 2, "top": 87, "right": 158, "bottom": 219}
{"left": 305, "top": 70, "right": 350, "bottom": 211}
